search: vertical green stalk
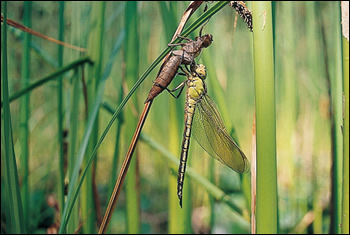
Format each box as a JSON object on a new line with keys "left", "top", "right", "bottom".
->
{"left": 1, "top": 2, "right": 25, "bottom": 233}
{"left": 341, "top": 20, "right": 349, "bottom": 235}
{"left": 57, "top": 1, "right": 65, "bottom": 218}
{"left": 67, "top": 68, "right": 81, "bottom": 233}
{"left": 252, "top": 2, "right": 278, "bottom": 233}
{"left": 322, "top": 3, "right": 343, "bottom": 233}
{"left": 66, "top": 2, "right": 84, "bottom": 233}
{"left": 279, "top": 2, "right": 300, "bottom": 228}
{"left": 124, "top": 2, "right": 140, "bottom": 233}
{"left": 82, "top": 2, "right": 105, "bottom": 233}
{"left": 19, "top": 1, "right": 32, "bottom": 230}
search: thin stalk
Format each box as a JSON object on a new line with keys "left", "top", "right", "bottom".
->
{"left": 66, "top": 2, "right": 87, "bottom": 232}
{"left": 57, "top": 1, "right": 65, "bottom": 218}
{"left": 1, "top": 57, "right": 93, "bottom": 107}
{"left": 319, "top": 3, "right": 343, "bottom": 233}
{"left": 279, "top": 2, "right": 300, "bottom": 230}
{"left": 341, "top": 4, "right": 349, "bottom": 232}
{"left": 82, "top": 2, "right": 105, "bottom": 233}
{"left": 19, "top": 1, "right": 32, "bottom": 230}
{"left": 1, "top": 2, "right": 25, "bottom": 233}
{"left": 252, "top": 2, "right": 278, "bottom": 233}
{"left": 67, "top": 67, "right": 81, "bottom": 233}
{"left": 124, "top": 2, "right": 140, "bottom": 233}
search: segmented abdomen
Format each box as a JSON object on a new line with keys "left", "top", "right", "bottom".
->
{"left": 177, "top": 98, "right": 196, "bottom": 207}
{"left": 145, "top": 55, "right": 181, "bottom": 103}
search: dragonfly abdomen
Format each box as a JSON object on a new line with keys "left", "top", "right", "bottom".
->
{"left": 145, "top": 55, "right": 182, "bottom": 103}
{"left": 177, "top": 99, "right": 196, "bottom": 207}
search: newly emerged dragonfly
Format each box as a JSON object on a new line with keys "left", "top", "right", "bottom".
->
{"left": 174, "top": 64, "right": 250, "bottom": 207}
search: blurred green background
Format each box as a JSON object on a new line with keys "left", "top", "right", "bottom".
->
{"left": 1, "top": 1, "right": 344, "bottom": 234}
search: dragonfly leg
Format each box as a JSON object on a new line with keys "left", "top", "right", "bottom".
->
{"left": 176, "top": 35, "right": 192, "bottom": 42}
{"left": 152, "top": 80, "right": 185, "bottom": 99}
{"left": 199, "top": 3, "right": 210, "bottom": 37}
{"left": 168, "top": 42, "right": 187, "bottom": 47}
{"left": 183, "top": 65, "right": 191, "bottom": 73}
{"left": 168, "top": 35, "right": 192, "bottom": 47}
{"left": 170, "top": 81, "right": 186, "bottom": 99}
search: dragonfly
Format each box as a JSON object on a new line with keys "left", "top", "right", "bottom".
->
{"left": 173, "top": 64, "right": 250, "bottom": 207}
{"left": 145, "top": 33, "right": 213, "bottom": 103}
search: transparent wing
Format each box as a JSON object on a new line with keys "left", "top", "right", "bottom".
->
{"left": 192, "top": 94, "right": 250, "bottom": 173}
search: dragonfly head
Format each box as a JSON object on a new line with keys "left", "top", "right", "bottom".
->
{"left": 192, "top": 64, "right": 207, "bottom": 80}
{"left": 195, "top": 34, "right": 213, "bottom": 48}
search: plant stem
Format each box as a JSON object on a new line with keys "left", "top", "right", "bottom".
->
{"left": 57, "top": 1, "right": 65, "bottom": 219}
{"left": 19, "top": 1, "right": 32, "bottom": 230}
{"left": 252, "top": 2, "right": 278, "bottom": 233}
{"left": 1, "top": 2, "right": 25, "bottom": 233}
{"left": 124, "top": 2, "right": 140, "bottom": 233}
{"left": 341, "top": 22, "right": 349, "bottom": 235}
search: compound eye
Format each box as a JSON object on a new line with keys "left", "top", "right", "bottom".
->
{"left": 203, "top": 34, "right": 213, "bottom": 47}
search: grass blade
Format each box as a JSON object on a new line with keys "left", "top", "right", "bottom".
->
{"left": 1, "top": 2, "right": 25, "bottom": 233}
{"left": 19, "top": 1, "right": 32, "bottom": 230}
{"left": 57, "top": 0, "right": 65, "bottom": 219}
{"left": 1, "top": 57, "right": 93, "bottom": 107}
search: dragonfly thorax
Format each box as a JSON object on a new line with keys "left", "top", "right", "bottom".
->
{"left": 188, "top": 76, "right": 205, "bottom": 100}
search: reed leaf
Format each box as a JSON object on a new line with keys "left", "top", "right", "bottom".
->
{"left": 57, "top": 1, "right": 65, "bottom": 219}
{"left": 19, "top": 1, "right": 32, "bottom": 230}
{"left": 1, "top": 2, "right": 25, "bottom": 233}
{"left": 1, "top": 57, "right": 93, "bottom": 107}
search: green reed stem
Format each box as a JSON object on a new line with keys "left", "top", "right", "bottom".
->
{"left": 57, "top": 1, "right": 65, "bottom": 217}
{"left": 19, "top": 1, "right": 31, "bottom": 230}
{"left": 124, "top": 2, "right": 140, "bottom": 233}
{"left": 81, "top": 2, "right": 105, "bottom": 233}
{"left": 252, "top": 2, "right": 278, "bottom": 233}
{"left": 1, "top": 2, "right": 25, "bottom": 233}
{"left": 341, "top": 33, "right": 349, "bottom": 235}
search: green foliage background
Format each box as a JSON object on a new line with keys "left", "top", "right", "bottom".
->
{"left": 1, "top": 1, "right": 346, "bottom": 234}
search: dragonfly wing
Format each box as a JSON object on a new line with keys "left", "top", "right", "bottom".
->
{"left": 192, "top": 95, "right": 250, "bottom": 173}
